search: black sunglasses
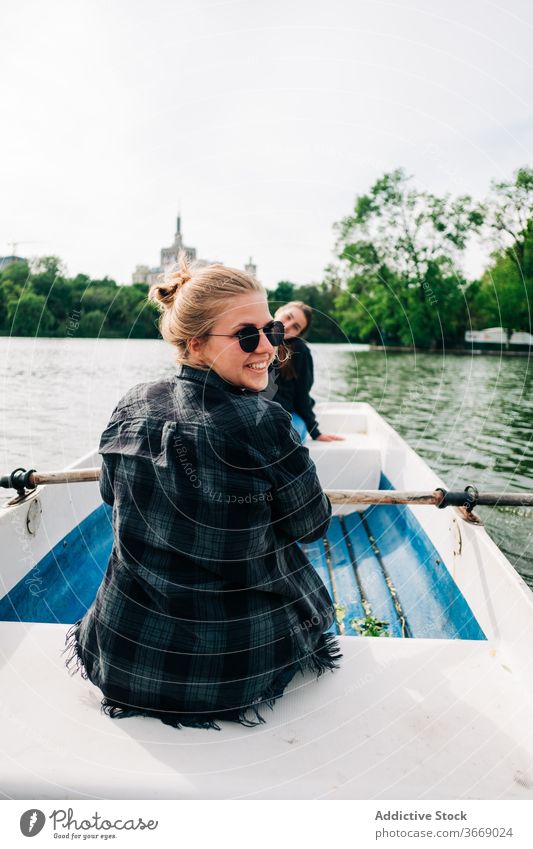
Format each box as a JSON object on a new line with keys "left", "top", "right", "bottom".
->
{"left": 205, "top": 320, "right": 285, "bottom": 353}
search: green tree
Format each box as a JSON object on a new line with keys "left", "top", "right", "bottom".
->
{"left": 0, "top": 259, "right": 30, "bottom": 288}
{"left": 79, "top": 282, "right": 118, "bottom": 330}
{"left": 0, "top": 255, "right": 162, "bottom": 338}
{"left": 108, "top": 285, "right": 158, "bottom": 338}
{"left": 7, "top": 292, "right": 55, "bottom": 336}
{"left": 128, "top": 282, "right": 160, "bottom": 337}
{"left": 267, "top": 281, "right": 295, "bottom": 313}
{"left": 28, "top": 256, "right": 73, "bottom": 331}
{"left": 78, "top": 309, "right": 107, "bottom": 337}
{"left": 266, "top": 279, "right": 346, "bottom": 342}
{"left": 469, "top": 244, "right": 532, "bottom": 333}
{"left": 0, "top": 260, "right": 31, "bottom": 328}
{"left": 292, "top": 281, "right": 346, "bottom": 342}
{"left": 472, "top": 166, "right": 533, "bottom": 333}
{"left": 333, "top": 169, "right": 484, "bottom": 348}
{"left": 488, "top": 166, "right": 533, "bottom": 273}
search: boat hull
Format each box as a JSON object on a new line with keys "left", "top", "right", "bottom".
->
{"left": 1, "top": 402, "right": 532, "bottom": 799}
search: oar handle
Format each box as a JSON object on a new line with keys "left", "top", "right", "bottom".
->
{"left": 464, "top": 492, "right": 533, "bottom": 507}
{"left": 30, "top": 469, "right": 100, "bottom": 485}
{"left": 0, "top": 468, "right": 100, "bottom": 493}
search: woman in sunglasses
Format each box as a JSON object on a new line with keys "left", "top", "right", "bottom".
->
{"left": 64, "top": 254, "right": 341, "bottom": 730}
{"left": 269, "top": 301, "right": 345, "bottom": 443}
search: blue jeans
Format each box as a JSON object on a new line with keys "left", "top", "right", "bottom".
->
{"left": 291, "top": 413, "right": 308, "bottom": 443}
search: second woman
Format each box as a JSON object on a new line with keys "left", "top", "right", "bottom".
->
{"left": 267, "top": 301, "right": 345, "bottom": 443}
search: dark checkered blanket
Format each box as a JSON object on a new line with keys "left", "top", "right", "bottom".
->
{"left": 64, "top": 363, "right": 342, "bottom": 729}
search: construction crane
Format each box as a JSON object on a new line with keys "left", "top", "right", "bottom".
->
{"left": 7, "top": 240, "right": 41, "bottom": 256}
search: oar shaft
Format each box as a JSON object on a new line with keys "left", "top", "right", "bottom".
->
{"left": 327, "top": 490, "right": 533, "bottom": 507}
{"left": 14, "top": 474, "right": 444, "bottom": 504}
{"left": 3, "top": 467, "right": 533, "bottom": 508}
{"left": 326, "top": 490, "right": 440, "bottom": 505}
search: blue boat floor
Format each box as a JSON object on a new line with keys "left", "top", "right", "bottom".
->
{"left": 299, "top": 511, "right": 486, "bottom": 641}
{"left": 300, "top": 513, "right": 405, "bottom": 638}
{"left": 0, "top": 503, "right": 485, "bottom": 640}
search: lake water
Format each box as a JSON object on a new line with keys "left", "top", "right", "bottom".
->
{"left": 1, "top": 337, "right": 532, "bottom": 586}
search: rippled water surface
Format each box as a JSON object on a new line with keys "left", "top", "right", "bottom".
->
{"left": 1, "top": 338, "right": 532, "bottom": 585}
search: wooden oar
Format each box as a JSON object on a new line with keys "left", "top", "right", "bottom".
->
{"left": 327, "top": 489, "right": 533, "bottom": 507}
{"left": 2, "top": 467, "right": 533, "bottom": 515}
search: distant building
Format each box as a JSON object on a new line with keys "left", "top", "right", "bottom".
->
{"left": 132, "top": 216, "right": 198, "bottom": 287}
{"left": 0, "top": 255, "right": 25, "bottom": 272}
{"left": 244, "top": 256, "right": 257, "bottom": 277}
{"left": 132, "top": 215, "right": 257, "bottom": 285}
{"left": 131, "top": 265, "right": 152, "bottom": 285}
{"left": 160, "top": 215, "right": 198, "bottom": 269}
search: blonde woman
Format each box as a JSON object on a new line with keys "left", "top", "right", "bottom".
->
{"left": 64, "top": 255, "right": 342, "bottom": 730}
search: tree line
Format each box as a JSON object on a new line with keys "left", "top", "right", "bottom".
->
{"left": 1, "top": 166, "right": 531, "bottom": 347}
{"left": 331, "top": 165, "right": 532, "bottom": 348}
{"left": 0, "top": 260, "right": 160, "bottom": 339}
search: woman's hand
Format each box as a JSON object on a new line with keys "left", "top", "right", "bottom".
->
{"left": 315, "top": 433, "right": 346, "bottom": 442}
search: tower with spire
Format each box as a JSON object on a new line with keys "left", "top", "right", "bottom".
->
{"left": 160, "top": 213, "right": 197, "bottom": 268}
{"left": 244, "top": 256, "right": 257, "bottom": 277}
{"left": 132, "top": 212, "right": 257, "bottom": 284}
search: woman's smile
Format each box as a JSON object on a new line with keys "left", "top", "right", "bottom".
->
{"left": 245, "top": 356, "right": 271, "bottom": 373}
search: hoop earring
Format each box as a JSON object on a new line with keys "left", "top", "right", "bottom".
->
{"left": 274, "top": 343, "right": 292, "bottom": 365}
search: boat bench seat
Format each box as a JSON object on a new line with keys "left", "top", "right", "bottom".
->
{"left": 1, "top": 621, "right": 533, "bottom": 799}
{"left": 307, "top": 433, "right": 382, "bottom": 509}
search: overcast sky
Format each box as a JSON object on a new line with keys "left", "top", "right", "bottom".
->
{"left": 2, "top": 0, "right": 532, "bottom": 287}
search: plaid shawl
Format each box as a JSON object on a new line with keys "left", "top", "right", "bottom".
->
{"left": 64, "top": 363, "right": 342, "bottom": 730}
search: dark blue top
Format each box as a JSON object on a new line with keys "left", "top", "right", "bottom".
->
{"left": 265, "top": 338, "right": 321, "bottom": 438}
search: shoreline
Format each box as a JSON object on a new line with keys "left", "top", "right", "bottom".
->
{"left": 0, "top": 335, "right": 531, "bottom": 357}
{"left": 368, "top": 345, "right": 532, "bottom": 357}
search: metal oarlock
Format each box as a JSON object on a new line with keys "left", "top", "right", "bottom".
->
{"left": 0, "top": 468, "right": 37, "bottom": 498}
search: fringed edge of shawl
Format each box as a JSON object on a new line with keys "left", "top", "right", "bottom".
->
{"left": 296, "top": 630, "right": 344, "bottom": 679}
{"left": 62, "top": 620, "right": 342, "bottom": 731}
{"left": 97, "top": 669, "right": 297, "bottom": 732}
{"left": 62, "top": 618, "right": 89, "bottom": 680}
{"left": 98, "top": 697, "right": 273, "bottom": 731}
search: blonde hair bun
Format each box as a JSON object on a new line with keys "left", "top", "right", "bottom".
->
{"left": 148, "top": 253, "right": 192, "bottom": 308}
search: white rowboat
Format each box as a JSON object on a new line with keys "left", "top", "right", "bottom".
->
{"left": 1, "top": 402, "right": 533, "bottom": 799}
